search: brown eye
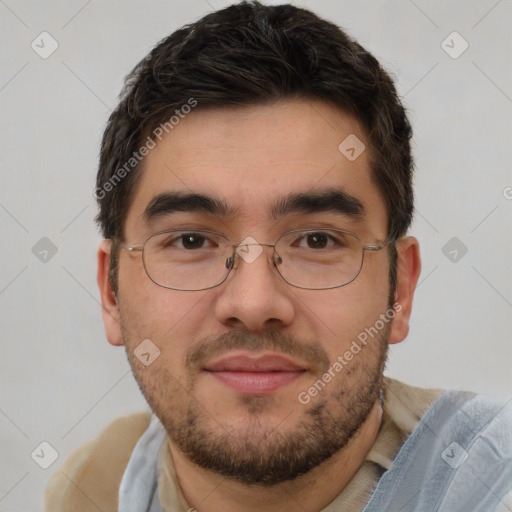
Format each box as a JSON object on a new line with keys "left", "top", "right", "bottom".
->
{"left": 161, "top": 233, "right": 211, "bottom": 250}
{"left": 180, "top": 233, "right": 206, "bottom": 249}
{"left": 306, "top": 233, "right": 328, "bottom": 249}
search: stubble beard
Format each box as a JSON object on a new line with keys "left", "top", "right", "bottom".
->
{"left": 122, "top": 321, "right": 389, "bottom": 486}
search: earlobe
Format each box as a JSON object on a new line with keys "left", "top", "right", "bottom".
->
{"left": 388, "top": 236, "right": 421, "bottom": 345}
{"left": 97, "top": 239, "right": 124, "bottom": 346}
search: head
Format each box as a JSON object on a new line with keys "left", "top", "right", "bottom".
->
{"left": 96, "top": 1, "right": 421, "bottom": 485}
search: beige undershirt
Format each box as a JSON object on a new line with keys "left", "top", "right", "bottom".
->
{"left": 157, "top": 377, "right": 444, "bottom": 511}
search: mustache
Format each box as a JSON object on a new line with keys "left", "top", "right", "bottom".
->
{"left": 187, "top": 329, "right": 330, "bottom": 375}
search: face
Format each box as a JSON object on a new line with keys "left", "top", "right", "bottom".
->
{"left": 98, "top": 99, "right": 417, "bottom": 485}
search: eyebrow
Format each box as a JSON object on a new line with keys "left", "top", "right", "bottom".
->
{"left": 143, "top": 188, "right": 365, "bottom": 223}
{"left": 143, "top": 192, "right": 236, "bottom": 221}
{"left": 270, "top": 188, "right": 365, "bottom": 220}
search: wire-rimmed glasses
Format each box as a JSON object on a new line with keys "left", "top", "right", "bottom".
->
{"left": 120, "top": 228, "right": 390, "bottom": 291}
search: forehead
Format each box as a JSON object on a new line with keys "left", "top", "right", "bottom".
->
{"left": 124, "top": 99, "right": 387, "bottom": 237}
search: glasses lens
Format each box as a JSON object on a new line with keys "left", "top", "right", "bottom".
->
{"left": 143, "top": 230, "right": 231, "bottom": 290}
{"left": 141, "top": 228, "right": 364, "bottom": 291}
{"left": 275, "top": 229, "right": 363, "bottom": 289}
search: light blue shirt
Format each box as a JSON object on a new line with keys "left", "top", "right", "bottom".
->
{"left": 119, "top": 390, "right": 512, "bottom": 512}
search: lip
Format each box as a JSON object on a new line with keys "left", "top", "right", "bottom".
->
{"left": 203, "top": 353, "right": 307, "bottom": 395}
{"left": 204, "top": 354, "right": 305, "bottom": 372}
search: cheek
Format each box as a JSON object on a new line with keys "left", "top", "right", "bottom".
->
{"left": 118, "top": 265, "right": 214, "bottom": 372}
{"left": 119, "top": 291, "right": 192, "bottom": 393}
{"left": 308, "top": 259, "right": 390, "bottom": 361}
{"left": 118, "top": 256, "right": 218, "bottom": 376}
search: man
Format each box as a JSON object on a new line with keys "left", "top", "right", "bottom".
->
{"left": 45, "top": 2, "right": 512, "bottom": 511}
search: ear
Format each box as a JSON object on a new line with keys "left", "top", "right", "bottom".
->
{"left": 97, "top": 239, "right": 123, "bottom": 346}
{"left": 388, "top": 236, "right": 421, "bottom": 345}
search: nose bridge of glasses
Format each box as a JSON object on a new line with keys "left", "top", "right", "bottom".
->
{"left": 227, "top": 241, "right": 279, "bottom": 271}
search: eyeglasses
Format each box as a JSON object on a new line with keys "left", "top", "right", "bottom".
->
{"left": 119, "top": 228, "right": 391, "bottom": 291}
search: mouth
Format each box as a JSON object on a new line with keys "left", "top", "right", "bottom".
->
{"left": 202, "top": 353, "right": 307, "bottom": 395}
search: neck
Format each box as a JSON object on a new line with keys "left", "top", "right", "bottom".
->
{"left": 169, "top": 400, "right": 383, "bottom": 512}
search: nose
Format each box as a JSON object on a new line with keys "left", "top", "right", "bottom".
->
{"left": 213, "top": 244, "right": 295, "bottom": 331}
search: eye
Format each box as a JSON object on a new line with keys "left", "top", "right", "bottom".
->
{"left": 164, "top": 233, "right": 216, "bottom": 250}
{"left": 295, "top": 232, "right": 336, "bottom": 249}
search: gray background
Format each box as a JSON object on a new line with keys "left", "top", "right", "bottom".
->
{"left": 1, "top": 0, "right": 511, "bottom": 510}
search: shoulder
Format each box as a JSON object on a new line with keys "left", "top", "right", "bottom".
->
{"left": 377, "top": 379, "right": 512, "bottom": 508}
{"left": 364, "top": 377, "right": 445, "bottom": 469}
{"left": 44, "top": 411, "right": 152, "bottom": 512}
{"left": 382, "top": 376, "right": 445, "bottom": 435}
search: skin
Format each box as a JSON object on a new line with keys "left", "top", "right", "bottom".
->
{"left": 97, "top": 99, "right": 421, "bottom": 512}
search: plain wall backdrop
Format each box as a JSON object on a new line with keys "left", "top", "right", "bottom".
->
{"left": 1, "top": 0, "right": 511, "bottom": 510}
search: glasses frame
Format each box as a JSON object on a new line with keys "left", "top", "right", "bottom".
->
{"left": 119, "top": 228, "right": 392, "bottom": 291}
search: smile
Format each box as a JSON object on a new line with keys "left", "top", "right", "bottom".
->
{"left": 203, "top": 354, "right": 307, "bottom": 395}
